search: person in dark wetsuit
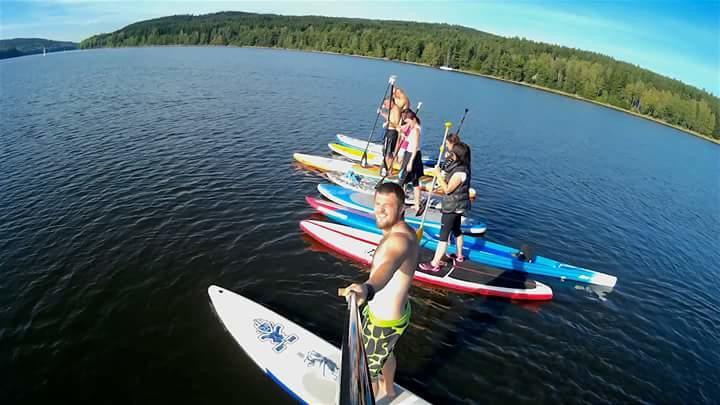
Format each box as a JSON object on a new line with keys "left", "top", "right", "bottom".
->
{"left": 419, "top": 142, "right": 472, "bottom": 271}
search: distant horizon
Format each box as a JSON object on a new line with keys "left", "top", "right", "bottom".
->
{"left": 2, "top": 1, "right": 717, "bottom": 94}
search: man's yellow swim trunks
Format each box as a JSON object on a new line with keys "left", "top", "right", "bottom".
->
{"left": 361, "top": 302, "right": 411, "bottom": 378}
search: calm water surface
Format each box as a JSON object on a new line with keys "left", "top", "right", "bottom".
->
{"left": 1, "top": 47, "right": 718, "bottom": 404}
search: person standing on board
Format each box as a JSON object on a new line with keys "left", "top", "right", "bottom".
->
{"left": 419, "top": 142, "right": 472, "bottom": 271}
{"left": 396, "top": 109, "right": 424, "bottom": 215}
{"left": 379, "top": 86, "right": 411, "bottom": 175}
{"left": 340, "top": 182, "right": 418, "bottom": 399}
{"left": 392, "top": 87, "right": 410, "bottom": 112}
{"left": 378, "top": 97, "right": 403, "bottom": 176}
{"left": 441, "top": 132, "right": 470, "bottom": 172}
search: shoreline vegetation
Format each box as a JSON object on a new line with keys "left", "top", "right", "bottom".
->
{"left": 80, "top": 11, "right": 719, "bottom": 143}
{"left": 298, "top": 47, "right": 720, "bottom": 144}
{"left": 0, "top": 38, "right": 78, "bottom": 59}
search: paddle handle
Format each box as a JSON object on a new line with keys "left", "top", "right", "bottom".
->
{"left": 456, "top": 108, "right": 469, "bottom": 136}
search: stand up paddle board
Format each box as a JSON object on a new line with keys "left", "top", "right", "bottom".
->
{"left": 299, "top": 220, "right": 553, "bottom": 300}
{"left": 326, "top": 171, "right": 476, "bottom": 199}
{"left": 336, "top": 134, "right": 437, "bottom": 167}
{"left": 293, "top": 153, "right": 356, "bottom": 173}
{"left": 318, "top": 184, "right": 487, "bottom": 235}
{"left": 306, "top": 196, "right": 617, "bottom": 287}
{"left": 325, "top": 172, "right": 443, "bottom": 209}
{"left": 208, "top": 285, "right": 428, "bottom": 404}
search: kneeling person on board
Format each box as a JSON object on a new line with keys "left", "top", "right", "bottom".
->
{"left": 340, "top": 182, "right": 418, "bottom": 399}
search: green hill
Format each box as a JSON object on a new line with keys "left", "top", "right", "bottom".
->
{"left": 0, "top": 38, "right": 78, "bottom": 59}
{"left": 80, "top": 12, "right": 719, "bottom": 139}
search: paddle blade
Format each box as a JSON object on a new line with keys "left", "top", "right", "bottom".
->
{"left": 415, "top": 227, "right": 424, "bottom": 242}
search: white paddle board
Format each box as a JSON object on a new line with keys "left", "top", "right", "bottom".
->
{"left": 208, "top": 285, "right": 429, "bottom": 404}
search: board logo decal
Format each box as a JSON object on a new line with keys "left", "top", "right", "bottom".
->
{"left": 303, "top": 350, "right": 339, "bottom": 381}
{"left": 253, "top": 318, "right": 298, "bottom": 353}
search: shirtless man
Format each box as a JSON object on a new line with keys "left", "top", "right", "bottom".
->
{"left": 392, "top": 87, "right": 410, "bottom": 112}
{"left": 340, "top": 182, "right": 418, "bottom": 399}
{"left": 379, "top": 98, "right": 403, "bottom": 175}
{"left": 379, "top": 86, "right": 411, "bottom": 174}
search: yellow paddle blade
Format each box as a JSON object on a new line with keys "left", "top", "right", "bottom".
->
{"left": 415, "top": 227, "right": 424, "bottom": 242}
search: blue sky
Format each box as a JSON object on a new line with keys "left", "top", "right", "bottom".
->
{"left": 1, "top": 1, "right": 718, "bottom": 93}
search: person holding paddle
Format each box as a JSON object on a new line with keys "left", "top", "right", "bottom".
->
{"left": 378, "top": 97, "right": 403, "bottom": 176}
{"left": 396, "top": 109, "right": 424, "bottom": 215}
{"left": 340, "top": 182, "right": 418, "bottom": 400}
{"left": 392, "top": 86, "right": 410, "bottom": 111}
{"left": 419, "top": 142, "right": 472, "bottom": 271}
{"left": 378, "top": 86, "right": 411, "bottom": 175}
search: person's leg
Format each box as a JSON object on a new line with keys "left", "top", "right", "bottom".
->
{"left": 426, "top": 213, "right": 453, "bottom": 267}
{"left": 453, "top": 215, "right": 464, "bottom": 260}
{"left": 413, "top": 185, "right": 421, "bottom": 212}
{"left": 381, "top": 352, "right": 397, "bottom": 398}
{"left": 362, "top": 303, "right": 410, "bottom": 398}
{"left": 430, "top": 241, "right": 449, "bottom": 267}
{"left": 456, "top": 236, "right": 464, "bottom": 260}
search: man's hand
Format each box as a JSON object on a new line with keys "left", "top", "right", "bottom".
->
{"left": 339, "top": 283, "right": 368, "bottom": 306}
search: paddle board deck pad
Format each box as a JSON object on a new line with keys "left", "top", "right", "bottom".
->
{"left": 336, "top": 134, "right": 437, "bottom": 166}
{"left": 208, "top": 285, "right": 428, "bottom": 404}
{"left": 293, "top": 153, "right": 356, "bottom": 173}
{"left": 306, "top": 196, "right": 617, "bottom": 287}
{"left": 318, "top": 183, "right": 487, "bottom": 235}
{"left": 299, "top": 220, "right": 553, "bottom": 300}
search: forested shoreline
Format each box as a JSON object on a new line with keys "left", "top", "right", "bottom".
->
{"left": 0, "top": 38, "right": 78, "bottom": 59}
{"left": 80, "top": 12, "right": 719, "bottom": 140}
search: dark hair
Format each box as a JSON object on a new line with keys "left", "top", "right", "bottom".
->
{"left": 403, "top": 109, "right": 421, "bottom": 126}
{"left": 375, "top": 182, "right": 405, "bottom": 205}
{"left": 451, "top": 142, "right": 471, "bottom": 168}
{"left": 446, "top": 133, "right": 461, "bottom": 145}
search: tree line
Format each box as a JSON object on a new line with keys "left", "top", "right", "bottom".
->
{"left": 80, "top": 12, "right": 719, "bottom": 139}
{"left": 0, "top": 38, "right": 78, "bottom": 59}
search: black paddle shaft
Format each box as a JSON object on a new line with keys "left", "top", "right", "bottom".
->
{"left": 361, "top": 79, "right": 395, "bottom": 167}
{"left": 456, "top": 108, "right": 470, "bottom": 136}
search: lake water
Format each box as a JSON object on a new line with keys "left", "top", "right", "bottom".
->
{"left": 1, "top": 47, "right": 718, "bottom": 404}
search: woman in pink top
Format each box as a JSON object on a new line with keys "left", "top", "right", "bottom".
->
{"left": 395, "top": 109, "right": 424, "bottom": 215}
